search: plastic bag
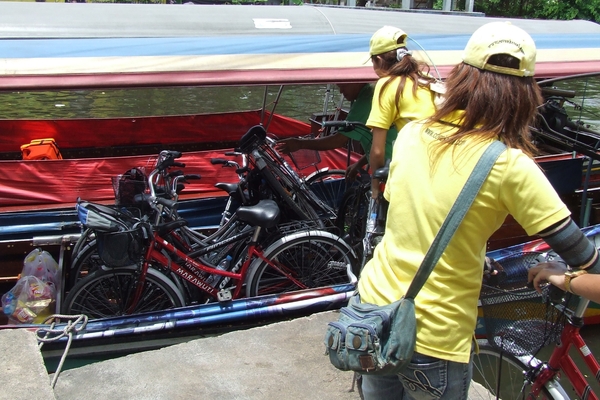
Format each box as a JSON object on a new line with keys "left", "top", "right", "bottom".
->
{"left": 1, "top": 248, "right": 59, "bottom": 324}
{"left": 2, "top": 276, "right": 56, "bottom": 324}
{"left": 21, "top": 248, "right": 59, "bottom": 286}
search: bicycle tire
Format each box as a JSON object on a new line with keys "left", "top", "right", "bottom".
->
{"left": 62, "top": 266, "right": 185, "bottom": 319}
{"left": 335, "top": 184, "right": 370, "bottom": 258}
{"left": 472, "top": 339, "right": 568, "bottom": 399}
{"left": 305, "top": 169, "right": 347, "bottom": 213}
{"left": 245, "top": 230, "right": 358, "bottom": 297}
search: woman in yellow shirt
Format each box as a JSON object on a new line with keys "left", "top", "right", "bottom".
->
{"left": 366, "top": 26, "right": 440, "bottom": 197}
{"left": 358, "top": 22, "right": 600, "bottom": 400}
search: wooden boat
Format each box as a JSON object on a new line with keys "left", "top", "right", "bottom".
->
{"left": 1, "top": 3, "right": 600, "bottom": 339}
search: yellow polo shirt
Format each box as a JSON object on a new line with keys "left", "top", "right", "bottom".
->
{"left": 366, "top": 76, "right": 437, "bottom": 132}
{"left": 357, "top": 115, "right": 570, "bottom": 363}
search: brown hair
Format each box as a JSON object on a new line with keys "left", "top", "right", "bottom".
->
{"left": 429, "top": 56, "right": 542, "bottom": 157}
{"left": 372, "top": 49, "right": 435, "bottom": 111}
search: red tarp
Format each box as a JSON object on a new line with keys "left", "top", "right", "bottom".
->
{"left": 0, "top": 110, "right": 308, "bottom": 153}
{"left": 0, "top": 111, "right": 357, "bottom": 210}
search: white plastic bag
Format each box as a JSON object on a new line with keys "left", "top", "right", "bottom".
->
{"left": 2, "top": 276, "right": 56, "bottom": 324}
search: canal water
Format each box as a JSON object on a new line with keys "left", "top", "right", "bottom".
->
{"left": 2, "top": 77, "right": 600, "bottom": 395}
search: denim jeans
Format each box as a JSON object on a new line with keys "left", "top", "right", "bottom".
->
{"left": 360, "top": 350, "right": 473, "bottom": 400}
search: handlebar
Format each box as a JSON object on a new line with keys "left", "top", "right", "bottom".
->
{"left": 541, "top": 87, "right": 577, "bottom": 98}
{"left": 321, "top": 120, "right": 369, "bottom": 132}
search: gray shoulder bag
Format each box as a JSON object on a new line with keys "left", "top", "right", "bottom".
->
{"left": 324, "top": 141, "right": 506, "bottom": 375}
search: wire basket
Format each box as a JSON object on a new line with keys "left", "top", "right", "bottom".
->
{"left": 479, "top": 252, "right": 567, "bottom": 356}
{"left": 96, "top": 227, "right": 145, "bottom": 267}
{"left": 112, "top": 168, "right": 147, "bottom": 206}
{"left": 288, "top": 148, "right": 321, "bottom": 171}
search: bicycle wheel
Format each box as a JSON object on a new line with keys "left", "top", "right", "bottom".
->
{"left": 472, "top": 339, "right": 568, "bottom": 399}
{"left": 335, "top": 184, "right": 370, "bottom": 258}
{"left": 305, "top": 169, "right": 347, "bottom": 212}
{"left": 245, "top": 230, "right": 357, "bottom": 297}
{"left": 62, "top": 266, "right": 185, "bottom": 319}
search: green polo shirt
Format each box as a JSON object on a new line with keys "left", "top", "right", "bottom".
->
{"left": 342, "top": 83, "right": 397, "bottom": 162}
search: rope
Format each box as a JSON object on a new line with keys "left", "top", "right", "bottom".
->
{"left": 35, "top": 314, "right": 89, "bottom": 389}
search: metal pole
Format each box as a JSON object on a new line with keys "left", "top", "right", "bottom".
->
{"left": 465, "top": 0, "right": 474, "bottom": 12}
{"left": 442, "top": 0, "right": 451, "bottom": 11}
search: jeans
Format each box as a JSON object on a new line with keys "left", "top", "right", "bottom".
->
{"left": 360, "top": 350, "right": 473, "bottom": 400}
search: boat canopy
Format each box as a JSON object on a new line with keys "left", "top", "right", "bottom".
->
{"left": 1, "top": 3, "right": 599, "bottom": 90}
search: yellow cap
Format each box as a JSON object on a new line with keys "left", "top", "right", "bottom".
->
{"left": 369, "top": 26, "right": 408, "bottom": 56}
{"left": 462, "top": 21, "right": 536, "bottom": 77}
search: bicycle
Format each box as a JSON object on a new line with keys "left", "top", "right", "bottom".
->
{"left": 239, "top": 125, "right": 343, "bottom": 227}
{"left": 319, "top": 120, "right": 390, "bottom": 268}
{"left": 62, "top": 190, "right": 358, "bottom": 318}
{"left": 67, "top": 150, "right": 207, "bottom": 289}
{"left": 472, "top": 246, "right": 600, "bottom": 399}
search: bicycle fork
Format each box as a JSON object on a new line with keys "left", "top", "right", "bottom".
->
{"left": 361, "top": 196, "right": 381, "bottom": 268}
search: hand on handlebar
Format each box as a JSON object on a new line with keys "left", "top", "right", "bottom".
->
{"left": 275, "top": 138, "right": 302, "bottom": 154}
{"left": 528, "top": 262, "right": 569, "bottom": 293}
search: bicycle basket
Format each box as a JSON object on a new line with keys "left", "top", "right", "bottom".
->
{"left": 287, "top": 145, "right": 321, "bottom": 171}
{"left": 479, "top": 251, "right": 566, "bottom": 356}
{"left": 238, "top": 125, "right": 267, "bottom": 153}
{"left": 96, "top": 226, "right": 145, "bottom": 267}
{"left": 112, "top": 168, "right": 147, "bottom": 206}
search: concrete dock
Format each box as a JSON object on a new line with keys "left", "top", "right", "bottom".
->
{"left": 1, "top": 311, "right": 494, "bottom": 400}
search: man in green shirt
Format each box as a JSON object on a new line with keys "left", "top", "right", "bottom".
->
{"left": 276, "top": 82, "right": 397, "bottom": 181}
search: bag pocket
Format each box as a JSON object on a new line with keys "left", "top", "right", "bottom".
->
{"left": 325, "top": 294, "right": 412, "bottom": 374}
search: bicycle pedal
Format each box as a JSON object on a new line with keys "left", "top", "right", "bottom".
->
{"left": 217, "top": 290, "right": 233, "bottom": 302}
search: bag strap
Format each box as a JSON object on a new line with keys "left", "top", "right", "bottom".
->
{"left": 404, "top": 140, "right": 506, "bottom": 299}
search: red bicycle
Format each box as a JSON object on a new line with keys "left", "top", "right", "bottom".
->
{"left": 473, "top": 250, "right": 600, "bottom": 399}
{"left": 62, "top": 194, "right": 358, "bottom": 319}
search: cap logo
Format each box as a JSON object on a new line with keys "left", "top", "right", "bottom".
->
{"left": 488, "top": 39, "right": 525, "bottom": 55}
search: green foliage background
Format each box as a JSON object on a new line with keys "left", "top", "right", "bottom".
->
{"left": 438, "top": 0, "right": 600, "bottom": 22}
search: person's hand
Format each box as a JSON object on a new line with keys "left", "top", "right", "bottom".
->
{"left": 346, "top": 162, "right": 361, "bottom": 183}
{"left": 275, "top": 138, "right": 302, "bottom": 154}
{"left": 527, "top": 262, "right": 568, "bottom": 293}
{"left": 483, "top": 257, "right": 505, "bottom": 286}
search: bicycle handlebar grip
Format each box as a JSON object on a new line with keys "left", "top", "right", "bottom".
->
{"left": 155, "top": 196, "right": 178, "bottom": 210}
{"left": 166, "top": 150, "right": 183, "bottom": 158}
{"left": 541, "top": 87, "right": 577, "bottom": 98}
{"left": 134, "top": 193, "right": 151, "bottom": 204}
{"left": 173, "top": 162, "right": 186, "bottom": 168}
{"left": 321, "top": 120, "right": 349, "bottom": 128}
{"left": 185, "top": 174, "right": 201, "bottom": 180}
{"left": 321, "top": 120, "right": 368, "bottom": 131}
{"left": 211, "top": 158, "right": 228, "bottom": 165}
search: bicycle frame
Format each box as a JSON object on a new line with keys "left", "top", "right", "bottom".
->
{"left": 361, "top": 179, "right": 388, "bottom": 267}
{"left": 532, "top": 297, "right": 600, "bottom": 399}
{"left": 126, "top": 224, "right": 308, "bottom": 312}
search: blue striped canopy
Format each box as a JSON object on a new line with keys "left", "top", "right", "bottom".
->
{"left": 0, "top": 3, "right": 599, "bottom": 89}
